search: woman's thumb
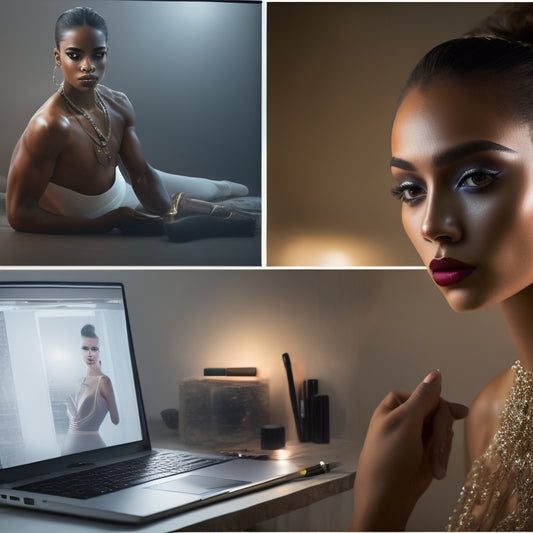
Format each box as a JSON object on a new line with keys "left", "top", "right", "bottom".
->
{"left": 401, "top": 369, "right": 442, "bottom": 418}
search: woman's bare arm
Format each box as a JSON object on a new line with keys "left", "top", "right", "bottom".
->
{"left": 100, "top": 375, "right": 119, "bottom": 425}
{"left": 115, "top": 91, "right": 171, "bottom": 215}
{"left": 7, "top": 115, "right": 114, "bottom": 233}
{"left": 7, "top": 110, "right": 162, "bottom": 234}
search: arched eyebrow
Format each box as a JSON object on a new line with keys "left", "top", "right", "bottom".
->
{"left": 433, "top": 140, "right": 517, "bottom": 167}
{"left": 390, "top": 140, "right": 517, "bottom": 171}
{"left": 65, "top": 46, "right": 107, "bottom": 53}
{"left": 390, "top": 157, "right": 415, "bottom": 171}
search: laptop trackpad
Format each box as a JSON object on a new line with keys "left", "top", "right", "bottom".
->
{"left": 147, "top": 475, "right": 247, "bottom": 495}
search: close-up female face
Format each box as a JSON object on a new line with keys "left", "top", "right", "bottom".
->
{"left": 391, "top": 77, "right": 533, "bottom": 312}
{"left": 81, "top": 336, "right": 100, "bottom": 366}
{"left": 54, "top": 25, "right": 107, "bottom": 91}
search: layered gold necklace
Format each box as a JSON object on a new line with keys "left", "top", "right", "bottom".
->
{"left": 447, "top": 360, "right": 533, "bottom": 531}
{"left": 59, "top": 82, "right": 112, "bottom": 166}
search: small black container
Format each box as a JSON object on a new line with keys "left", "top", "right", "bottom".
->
{"left": 261, "top": 424, "right": 286, "bottom": 449}
{"left": 310, "top": 394, "right": 330, "bottom": 444}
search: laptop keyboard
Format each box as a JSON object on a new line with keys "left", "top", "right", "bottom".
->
{"left": 15, "top": 451, "right": 230, "bottom": 499}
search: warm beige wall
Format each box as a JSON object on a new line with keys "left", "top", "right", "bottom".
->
{"left": 0, "top": 269, "right": 515, "bottom": 529}
{"left": 267, "top": 3, "right": 501, "bottom": 266}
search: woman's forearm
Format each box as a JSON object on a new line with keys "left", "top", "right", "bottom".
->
{"left": 7, "top": 202, "right": 114, "bottom": 234}
{"left": 129, "top": 164, "right": 171, "bottom": 215}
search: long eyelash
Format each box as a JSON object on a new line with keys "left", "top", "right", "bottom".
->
{"left": 457, "top": 168, "right": 502, "bottom": 189}
{"left": 461, "top": 168, "right": 501, "bottom": 180}
{"left": 390, "top": 183, "right": 414, "bottom": 200}
{"left": 390, "top": 185, "right": 404, "bottom": 199}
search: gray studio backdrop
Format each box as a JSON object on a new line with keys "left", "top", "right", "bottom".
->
{"left": 1, "top": 0, "right": 261, "bottom": 195}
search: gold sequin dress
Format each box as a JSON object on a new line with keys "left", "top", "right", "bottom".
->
{"left": 447, "top": 361, "right": 533, "bottom": 531}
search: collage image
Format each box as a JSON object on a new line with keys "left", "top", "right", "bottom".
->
{"left": 1, "top": 1, "right": 532, "bottom": 532}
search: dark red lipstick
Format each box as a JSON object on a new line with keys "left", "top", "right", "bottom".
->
{"left": 429, "top": 258, "right": 476, "bottom": 287}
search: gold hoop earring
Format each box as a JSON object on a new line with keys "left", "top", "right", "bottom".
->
{"left": 52, "top": 64, "right": 62, "bottom": 87}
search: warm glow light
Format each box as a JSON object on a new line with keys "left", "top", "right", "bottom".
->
{"left": 275, "top": 233, "right": 382, "bottom": 267}
{"left": 318, "top": 249, "right": 353, "bottom": 267}
{"left": 271, "top": 448, "right": 292, "bottom": 461}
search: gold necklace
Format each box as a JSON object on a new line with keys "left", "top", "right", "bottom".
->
{"left": 59, "top": 82, "right": 112, "bottom": 166}
{"left": 447, "top": 360, "right": 533, "bottom": 531}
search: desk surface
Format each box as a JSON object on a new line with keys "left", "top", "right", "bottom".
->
{"left": 0, "top": 427, "right": 358, "bottom": 532}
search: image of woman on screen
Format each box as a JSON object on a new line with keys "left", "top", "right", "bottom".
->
{"left": 62, "top": 324, "right": 119, "bottom": 455}
{"left": 6, "top": 7, "right": 255, "bottom": 239}
{"left": 350, "top": 4, "right": 533, "bottom": 531}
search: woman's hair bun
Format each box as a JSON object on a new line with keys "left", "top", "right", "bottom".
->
{"left": 465, "top": 4, "right": 533, "bottom": 46}
{"left": 81, "top": 324, "right": 98, "bottom": 338}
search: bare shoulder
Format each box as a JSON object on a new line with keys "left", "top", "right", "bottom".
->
{"left": 99, "top": 374, "right": 115, "bottom": 390}
{"left": 465, "top": 366, "right": 514, "bottom": 470}
{"left": 98, "top": 85, "right": 135, "bottom": 120}
{"left": 10, "top": 95, "right": 71, "bottom": 167}
{"left": 100, "top": 374, "right": 112, "bottom": 384}
{"left": 24, "top": 96, "right": 71, "bottom": 147}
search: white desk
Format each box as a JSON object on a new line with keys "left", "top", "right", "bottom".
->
{"left": 0, "top": 424, "right": 358, "bottom": 532}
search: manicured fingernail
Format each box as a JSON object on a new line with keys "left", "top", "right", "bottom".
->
{"left": 423, "top": 369, "right": 441, "bottom": 385}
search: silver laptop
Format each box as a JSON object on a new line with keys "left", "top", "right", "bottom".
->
{"left": 0, "top": 282, "right": 298, "bottom": 523}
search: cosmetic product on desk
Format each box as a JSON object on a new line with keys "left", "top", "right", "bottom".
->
{"left": 282, "top": 353, "right": 330, "bottom": 444}
{"left": 302, "top": 379, "right": 318, "bottom": 441}
{"left": 204, "top": 367, "right": 257, "bottom": 377}
{"left": 261, "top": 424, "right": 286, "bottom": 450}
{"left": 310, "top": 394, "right": 330, "bottom": 444}
{"left": 282, "top": 353, "right": 304, "bottom": 441}
{"left": 298, "top": 460, "right": 332, "bottom": 477}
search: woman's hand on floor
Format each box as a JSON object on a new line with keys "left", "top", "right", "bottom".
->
{"left": 348, "top": 370, "right": 468, "bottom": 531}
{"left": 105, "top": 207, "right": 164, "bottom": 236}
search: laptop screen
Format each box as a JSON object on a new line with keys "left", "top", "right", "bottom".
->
{"left": 0, "top": 283, "right": 145, "bottom": 472}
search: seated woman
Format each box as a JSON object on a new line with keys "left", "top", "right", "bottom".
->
{"left": 6, "top": 7, "right": 255, "bottom": 238}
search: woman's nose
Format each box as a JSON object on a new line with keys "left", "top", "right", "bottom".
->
{"left": 420, "top": 190, "right": 462, "bottom": 243}
{"left": 81, "top": 58, "right": 95, "bottom": 72}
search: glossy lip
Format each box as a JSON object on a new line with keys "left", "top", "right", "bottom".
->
{"left": 429, "top": 257, "right": 476, "bottom": 287}
{"left": 78, "top": 76, "right": 98, "bottom": 84}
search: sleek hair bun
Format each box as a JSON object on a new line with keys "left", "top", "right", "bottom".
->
{"left": 81, "top": 324, "right": 98, "bottom": 338}
{"left": 397, "top": 4, "right": 533, "bottom": 126}
{"left": 464, "top": 4, "right": 533, "bottom": 46}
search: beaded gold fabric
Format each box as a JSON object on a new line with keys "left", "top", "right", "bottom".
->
{"left": 447, "top": 361, "right": 533, "bottom": 531}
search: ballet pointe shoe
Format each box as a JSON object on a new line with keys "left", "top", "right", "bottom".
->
{"left": 163, "top": 192, "right": 256, "bottom": 242}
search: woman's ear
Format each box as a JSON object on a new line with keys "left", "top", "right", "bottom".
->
{"left": 54, "top": 48, "right": 61, "bottom": 66}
